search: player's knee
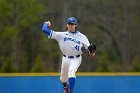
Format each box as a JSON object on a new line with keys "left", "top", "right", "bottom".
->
{"left": 69, "top": 69, "right": 76, "bottom": 78}
{"left": 60, "top": 76, "right": 68, "bottom": 83}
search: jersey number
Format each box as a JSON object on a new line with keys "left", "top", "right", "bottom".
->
{"left": 75, "top": 45, "right": 80, "bottom": 51}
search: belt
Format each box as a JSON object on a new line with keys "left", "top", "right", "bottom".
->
{"left": 63, "top": 55, "right": 81, "bottom": 58}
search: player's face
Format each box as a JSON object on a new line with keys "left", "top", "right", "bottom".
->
{"left": 67, "top": 23, "right": 77, "bottom": 32}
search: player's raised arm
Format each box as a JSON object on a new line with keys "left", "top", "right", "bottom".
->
{"left": 42, "top": 21, "right": 52, "bottom": 37}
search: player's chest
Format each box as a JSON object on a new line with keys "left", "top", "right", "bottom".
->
{"left": 61, "top": 34, "right": 81, "bottom": 45}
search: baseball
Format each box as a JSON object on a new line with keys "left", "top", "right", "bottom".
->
{"left": 45, "top": 21, "right": 51, "bottom": 26}
{"left": 47, "top": 21, "right": 51, "bottom": 26}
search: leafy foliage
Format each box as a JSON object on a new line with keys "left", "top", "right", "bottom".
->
{"left": 1, "top": 59, "right": 16, "bottom": 73}
{"left": 130, "top": 57, "right": 140, "bottom": 72}
{"left": 0, "top": 0, "right": 140, "bottom": 72}
{"left": 31, "top": 56, "right": 45, "bottom": 72}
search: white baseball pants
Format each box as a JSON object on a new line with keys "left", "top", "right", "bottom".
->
{"left": 60, "top": 56, "right": 82, "bottom": 83}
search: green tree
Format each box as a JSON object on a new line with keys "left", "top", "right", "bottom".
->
{"left": 31, "top": 56, "right": 45, "bottom": 72}
{"left": 1, "top": 59, "right": 16, "bottom": 73}
{"left": 0, "top": 0, "right": 46, "bottom": 72}
{"left": 130, "top": 56, "right": 140, "bottom": 72}
{"left": 96, "top": 52, "right": 111, "bottom": 72}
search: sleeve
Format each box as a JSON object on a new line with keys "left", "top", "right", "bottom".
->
{"left": 82, "top": 36, "right": 90, "bottom": 50}
{"left": 51, "top": 31, "right": 63, "bottom": 41}
{"left": 42, "top": 22, "right": 62, "bottom": 41}
{"left": 42, "top": 22, "right": 52, "bottom": 37}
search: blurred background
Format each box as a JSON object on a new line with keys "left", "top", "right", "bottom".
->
{"left": 0, "top": 0, "right": 140, "bottom": 73}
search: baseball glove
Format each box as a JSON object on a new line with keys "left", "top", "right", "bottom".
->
{"left": 88, "top": 43, "right": 96, "bottom": 53}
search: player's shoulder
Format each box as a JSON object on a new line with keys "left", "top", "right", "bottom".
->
{"left": 53, "top": 31, "right": 67, "bottom": 34}
{"left": 77, "top": 31, "right": 88, "bottom": 38}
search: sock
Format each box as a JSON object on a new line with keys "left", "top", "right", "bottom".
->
{"left": 68, "top": 77, "right": 75, "bottom": 93}
{"left": 63, "top": 82, "right": 68, "bottom": 88}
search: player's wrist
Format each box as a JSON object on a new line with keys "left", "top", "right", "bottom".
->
{"left": 88, "top": 51, "right": 95, "bottom": 57}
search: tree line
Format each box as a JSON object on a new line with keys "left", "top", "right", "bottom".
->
{"left": 0, "top": 0, "right": 140, "bottom": 72}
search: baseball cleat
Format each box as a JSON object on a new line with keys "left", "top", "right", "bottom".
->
{"left": 64, "top": 86, "right": 69, "bottom": 93}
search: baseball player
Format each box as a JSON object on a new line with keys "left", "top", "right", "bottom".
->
{"left": 42, "top": 17, "right": 96, "bottom": 93}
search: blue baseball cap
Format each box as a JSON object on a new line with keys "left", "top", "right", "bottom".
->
{"left": 67, "top": 17, "right": 77, "bottom": 24}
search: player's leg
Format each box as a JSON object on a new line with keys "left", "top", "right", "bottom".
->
{"left": 63, "top": 82, "right": 69, "bottom": 93}
{"left": 68, "top": 77, "right": 75, "bottom": 93}
{"left": 68, "top": 56, "right": 82, "bottom": 93}
{"left": 60, "top": 67, "right": 70, "bottom": 93}
{"left": 60, "top": 57, "right": 70, "bottom": 93}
